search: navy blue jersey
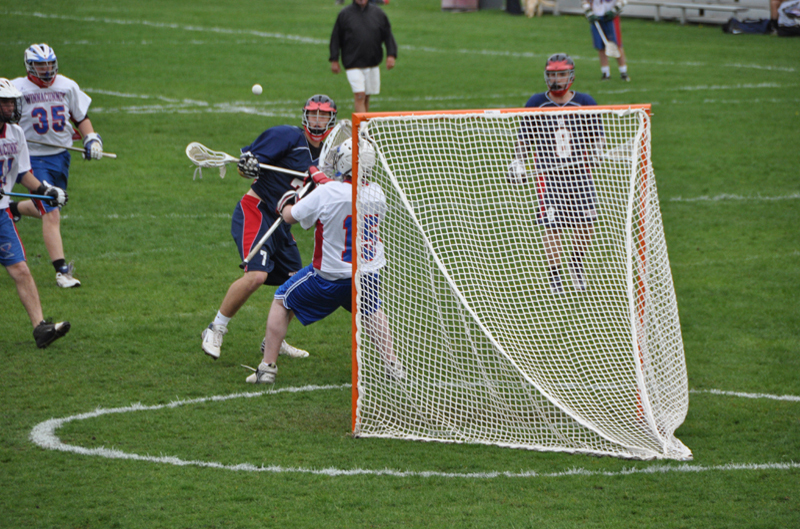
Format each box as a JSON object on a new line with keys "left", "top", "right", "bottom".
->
{"left": 521, "top": 91, "right": 602, "bottom": 173}
{"left": 242, "top": 125, "right": 320, "bottom": 214}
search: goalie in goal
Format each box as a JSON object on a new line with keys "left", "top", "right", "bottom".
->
{"left": 245, "top": 139, "right": 404, "bottom": 384}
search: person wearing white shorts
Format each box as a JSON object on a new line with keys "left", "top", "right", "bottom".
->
{"left": 330, "top": 0, "right": 397, "bottom": 113}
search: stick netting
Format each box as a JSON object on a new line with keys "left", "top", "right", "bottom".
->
{"left": 354, "top": 107, "right": 691, "bottom": 460}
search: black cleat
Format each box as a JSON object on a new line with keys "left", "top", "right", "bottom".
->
{"left": 33, "top": 320, "right": 71, "bottom": 349}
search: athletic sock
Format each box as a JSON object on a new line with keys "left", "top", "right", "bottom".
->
{"left": 53, "top": 259, "right": 67, "bottom": 273}
{"left": 619, "top": 65, "right": 628, "bottom": 75}
{"left": 601, "top": 66, "right": 611, "bottom": 76}
{"left": 212, "top": 311, "right": 231, "bottom": 327}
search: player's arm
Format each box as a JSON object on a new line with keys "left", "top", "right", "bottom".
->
{"left": 76, "top": 117, "right": 103, "bottom": 160}
{"left": 18, "top": 170, "right": 68, "bottom": 207}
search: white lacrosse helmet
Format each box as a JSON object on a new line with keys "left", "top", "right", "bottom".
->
{"left": 332, "top": 139, "right": 376, "bottom": 181}
{"left": 0, "top": 78, "right": 23, "bottom": 124}
{"left": 25, "top": 43, "right": 58, "bottom": 87}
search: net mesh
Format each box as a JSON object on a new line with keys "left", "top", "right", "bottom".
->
{"left": 353, "top": 107, "right": 691, "bottom": 460}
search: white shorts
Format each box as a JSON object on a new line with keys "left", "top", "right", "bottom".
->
{"left": 346, "top": 67, "right": 381, "bottom": 95}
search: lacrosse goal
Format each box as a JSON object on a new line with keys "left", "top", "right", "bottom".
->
{"left": 351, "top": 105, "right": 691, "bottom": 461}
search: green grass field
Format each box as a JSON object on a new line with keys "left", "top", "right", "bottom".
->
{"left": 1, "top": 1, "right": 798, "bottom": 527}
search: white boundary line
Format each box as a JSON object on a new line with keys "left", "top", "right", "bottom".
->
{"left": 29, "top": 384, "right": 800, "bottom": 479}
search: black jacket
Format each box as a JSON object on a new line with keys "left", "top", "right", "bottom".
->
{"left": 330, "top": 1, "right": 398, "bottom": 69}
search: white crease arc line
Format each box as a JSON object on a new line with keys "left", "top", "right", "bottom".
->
{"left": 29, "top": 384, "right": 799, "bottom": 479}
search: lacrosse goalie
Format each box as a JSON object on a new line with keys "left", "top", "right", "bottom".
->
{"left": 246, "top": 138, "right": 403, "bottom": 384}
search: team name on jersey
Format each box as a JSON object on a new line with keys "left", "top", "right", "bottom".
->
{"left": 0, "top": 142, "right": 20, "bottom": 156}
{"left": 24, "top": 91, "right": 68, "bottom": 104}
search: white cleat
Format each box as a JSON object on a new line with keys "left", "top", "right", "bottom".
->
{"left": 244, "top": 362, "right": 278, "bottom": 384}
{"left": 201, "top": 323, "right": 228, "bottom": 359}
{"left": 56, "top": 262, "right": 81, "bottom": 288}
{"left": 261, "top": 338, "right": 310, "bottom": 358}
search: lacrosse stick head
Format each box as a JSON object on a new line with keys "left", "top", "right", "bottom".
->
{"left": 186, "top": 142, "right": 239, "bottom": 179}
{"left": 320, "top": 119, "right": 352, "bottom": 177}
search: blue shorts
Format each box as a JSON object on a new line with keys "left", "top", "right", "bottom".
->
{"left": 0, "top": 209, "right": 27, "bottom": 267}
{"left": 591, "top": 18, "right": 622, "bottom": 51}
{"left": 231, "top": 194, "right": 302, "bottom": 284}
{"left": 536, "top": 170, "right": 598, "bottom": 229}
{"left": 275, "top": 264, "right": 382, "bottom": 326}
{"left": 30, "top": 151, "right": 71, "bottom": 214}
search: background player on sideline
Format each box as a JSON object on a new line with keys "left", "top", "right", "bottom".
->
{"left": 245, "top": 139, "right": 402, "bottom": 384}
{"left": 11, "top": 43, "right": 106, "bottom": 288}
{"left": 201, "top": 95, "right": 338, "bottom": 361}
{"left": 582, "top": 0, "right": 630, "bottom": 81}
{"left": 511, "top": 53, "right": 604, "bottom": 294}
{"left": 0, "top": 78, "right": 71, "bottom": 348}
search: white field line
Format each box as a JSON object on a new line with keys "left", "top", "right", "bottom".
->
{"left": 669, "top": 193, "right": 800, "bottom": 202}
{"left": 4, "top": 11, "right": 795, "bottom": 73}
{"left": 30, "top": 385, "right": 800, "bottom": 479}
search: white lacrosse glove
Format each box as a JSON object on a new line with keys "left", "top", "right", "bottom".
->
{"left": 82, "top": 133, "right": 103, "bottom": 160}
{"left": 506, "top": 159, "right": 528, "bottom": 185}
{"left": 36, "top": 182, "right": 68, "bottom": 207}
{"left": 238, "top": 152, "right": 260, "bottom": 179}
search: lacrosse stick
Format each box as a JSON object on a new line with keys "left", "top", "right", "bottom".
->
{"left": 594, "top": 21, "right": 621, "bottom": 59}
{"left": 185, "top": 142, "right": 307, "bottom": 180}
{"left": 319, "top": 119, "right": 352, "bottom": 177}
{"left": 239, "top": 181, "right": 315, "bottom": 269}
{"left": 26, "top": 139, "right": 118, "bottom": 159}
{"left": 0, "top": 190, "right": 52, "bottom": 201}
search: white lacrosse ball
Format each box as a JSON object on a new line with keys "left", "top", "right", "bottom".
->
{"left": 506, "top": 159, "right": 528, "bottom": 185}
{"left": 252, "top": 84, "right": 263, "bottom": 95}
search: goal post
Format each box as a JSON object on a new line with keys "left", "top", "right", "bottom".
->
{"left": 350, "top": 105, "right": 691, "bottom": 461}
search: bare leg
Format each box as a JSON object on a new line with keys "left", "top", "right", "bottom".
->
{"left": 16, "top": 201, "right": 65, "bottom": 263}
{"left": 354, "top": 92, "right": 368, "bottom": 113}
{"left": 261, "top": 298, "right": 293, "bottom": 365}
{"left": 543, "top": 228, "right": 563, "bottom": 269}
{"left": 362, "top": 308, "right": 396, "bottom": 363}
{"left": 6, "top": 261, "right": 44, "bottom": 327}
{"left": 218, "top": 271, "right": 268, "bottom": 318}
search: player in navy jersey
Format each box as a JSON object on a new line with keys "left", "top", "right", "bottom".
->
{"left": 11, "top": 44, "right": 106, "bottom": 288}
{"left": 245, "top": 138, "right": 402, "bottom": 384}
{"left": 512, "top": 54, "right": 604, "bottom": 294}
{"left": 201, "top": 95, "right": 338, "bottom": 361}
{"left": 0, "top": 78, "right": 71, "bottom": 348}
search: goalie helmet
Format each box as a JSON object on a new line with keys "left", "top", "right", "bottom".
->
{"left": 302, "top": 94, "right": 337, "bottom": 142}
{"left": 331, "top": 138, "right": 376, "bottom": 181}
{"left": 0, "top": 78, "right": 23, "bottom": 124}
{"left": 544, "top": 53, "right": 575, "bottom": 97}
{"left": 25, "top": 43, "right": 58, "bottom": 88}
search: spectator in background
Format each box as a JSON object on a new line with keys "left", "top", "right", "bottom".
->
{"left": 330, "top": 0, "right": 398, "bottom": 113}
{"left": 582, "top": 0, "right": 630, "bottom": 81}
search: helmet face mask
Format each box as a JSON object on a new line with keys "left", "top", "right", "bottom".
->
{"left": 25, "top": 44, "right": 58, "bottom": 88}
{"left": 544, "top": 53, "right": 575, "bottom": 97}
{"left": 302, "top": 94, "right": 337, "bottom": 142}
{"left": 0, "top": 78, "right": 23, "bottom": 124}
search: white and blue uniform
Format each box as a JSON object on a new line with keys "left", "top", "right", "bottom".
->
{"left": 11, "top": 74, "right": 91, "bottom": 214}
{"left": 583, "top": 0, "right": 625, "bottom": 50}
{"left": 522, "top": 92, "right": 602, "bottom": 228}
{"left": 275, "top": 180, "right": 387, "bottom": 325}
{"left": 0, "top": 123, "right": 32, "bottom": 267}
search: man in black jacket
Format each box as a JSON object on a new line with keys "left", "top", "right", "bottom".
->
{"left": 330, "top": 0, "right": 397, "bottom": 113}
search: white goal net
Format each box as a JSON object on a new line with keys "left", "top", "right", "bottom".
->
{"left": 352, "top": 106, "right": 691, "bottom": 461}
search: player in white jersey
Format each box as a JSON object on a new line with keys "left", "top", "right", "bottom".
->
{"left": 245, "top": 139, "right": 401, "bottom": 384}
{"left": 0, "top": 78, "right": 71, "bottom": 348}
{"left": 582, "top": 0, "right": 630, "bottom": 81}
{"left": 10, "top": 44, "right": 106, "bottom": 288}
